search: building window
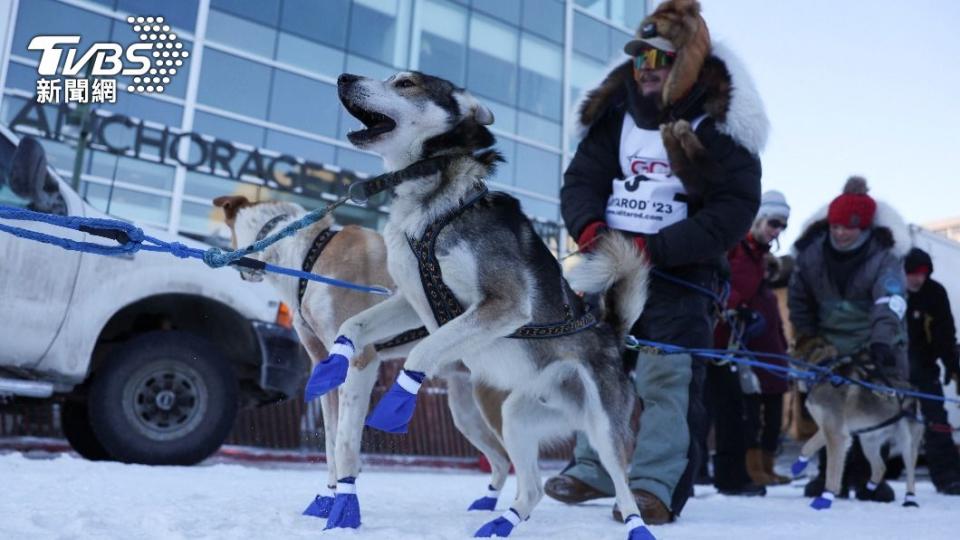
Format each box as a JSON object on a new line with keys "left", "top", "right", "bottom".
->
{"left": 515, "top": 142, "right": 561, "bottom": 197}
{"left": 206, "top": 9, "right": 278, "bottom": 59}
{"left": 210, "top": 0, "right": 281, "bottom": 27}
{"left": 197, "top": 49, "right": 272, "bottom": 120}
{"left": 268, "top": 71, "right": 339, "bottom": 137}
{"left": 468, "top": 15, "right": 519, "bottom": 106}
{"left": 521, "top": 0, "right": 564, "bottom": 44}
{"left": 116, "top": 0, "right": 198, "bottom": 32}
{"left": 280, "top": 0, "right": 351, "bottom": 49}
{"left": 13, "top": 0, "right": 112, "bottom": 61}
{"left": 518, "top": 33, "right": 563, "bottom": 122}
{"left": 347, "top": 0, "right": 412, "bottom": 68}
{"left": 276, "top": 32, "right": 345, "bottom": 80}
{"left": 414, "top": 0, "right": 468, "bottom": 87}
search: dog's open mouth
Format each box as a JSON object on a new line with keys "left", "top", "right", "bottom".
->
{"left": 343, "top": 101, "right": 396, "bottom": 144}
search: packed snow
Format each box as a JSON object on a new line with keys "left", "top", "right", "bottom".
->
{"left": 1, "top": 451, "right": 954, "bottom": 540}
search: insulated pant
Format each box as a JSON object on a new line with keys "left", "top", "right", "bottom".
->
{"left": 910, "top": 371, "right": 960, "bottom": 489}
{"left": 564, "top": 274, "right": 712, "bottom": 516}
{"left": 705, "top": 363, "right": 751, "bottom": 490}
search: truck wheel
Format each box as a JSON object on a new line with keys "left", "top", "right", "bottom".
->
{"left": 60, "top": 400, "right": 111, "bottom": 461}
{"left": 88, "top": 331, "right": 239, "bottom": 465}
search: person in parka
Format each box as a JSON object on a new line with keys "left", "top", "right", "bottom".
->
{"left": 546, "top": 0, "right": 767, "bottom": 523}
{"left": 713, "top": 191, "right": 793, "bottom": 489}
{"left": 790, "top": 176, "right": 909, "bottom": 378}
{"left": 904, "top": 247, "right": 960, "bottom": 495}
{"left": 789, "top": 176, "right": 910, "bottom": 500}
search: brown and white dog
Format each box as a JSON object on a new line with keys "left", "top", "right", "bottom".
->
{"left": 213, "top": 195, "right": 511, "bottom": 527}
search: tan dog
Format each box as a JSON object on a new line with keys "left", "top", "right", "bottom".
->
{"left": 213, "top": 195, "right": 511, "bottom": 526}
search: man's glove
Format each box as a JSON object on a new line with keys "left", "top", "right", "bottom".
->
{"left": 793, "top": 335, "right": 838, "bottom": 364}
{"left": 869, "top": 342, "right": 897, "bottom": 370}
{"left": 576, "top": 221, "right": 647, "bottom": 256}
{"left": 576, "top": 221, "right": 608, "bottom": 253}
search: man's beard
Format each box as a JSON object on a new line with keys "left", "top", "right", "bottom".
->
{"left": 634, "top": 88, "right": 663, "bottom": 123}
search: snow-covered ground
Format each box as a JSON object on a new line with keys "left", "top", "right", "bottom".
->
{"left": 1, "top": 451, "right": 953, "bottom": 540}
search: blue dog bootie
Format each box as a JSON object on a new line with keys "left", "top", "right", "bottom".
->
{"left": 304, "top": 336, "right": 354, "bottom": 401}
{"left": 474, "top": 508, "right": 522, "bottom": 537}
{"left": 791, "top": 455, "right": 809, "bottom": 478}
{"left": 468, "top": 485, "right": 501, "bottom": 511}
{"left": 902, "top": 491, "right": 919, "bottom": 508}
{"left": 625, "top": 515, "right": 656, "bottom": 540}
{"left": 302, "top": 485, "right": 336, "bottom": 518}
{"left": 810, "top": 491, "right": 834, "bottom": 510}
{"left": 324, "top": 477, "right": 361, "bottom": 529}
{"left": 365, "top": 369, "right": 424, "bottom": 434}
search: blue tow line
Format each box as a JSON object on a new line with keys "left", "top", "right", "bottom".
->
{"left": 0, "top": 205, "right": 391, "bottom": 296}
{"left": 626, "top": 336, "right": 960, "bottom": 405}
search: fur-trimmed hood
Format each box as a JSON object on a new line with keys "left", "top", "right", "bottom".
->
{"left": 793, "top": 199, "right": 911, "bottom": 258}
{"left": 575, "top": 42, "right": 769, "bottom": 155}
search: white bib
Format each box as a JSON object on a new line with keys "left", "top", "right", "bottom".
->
{"left": 605, "top": 115, "right": 702, "bottom": 234}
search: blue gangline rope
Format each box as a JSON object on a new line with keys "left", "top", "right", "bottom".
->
{"left": 626, "top": 336, "right": 960, "bottom": 405}
{"left": 0, "top": 205, "right": 391, "bottom": 296}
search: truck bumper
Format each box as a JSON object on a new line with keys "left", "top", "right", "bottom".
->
{"left": 250, "top": 321, "right": 309, "bottom": 399}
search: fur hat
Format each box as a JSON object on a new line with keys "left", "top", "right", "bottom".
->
{"left": 828, "top": 176, "right": 877, "bottom": 229}
{"left": 623, "top": 0, "right": 711, "bottom": 106}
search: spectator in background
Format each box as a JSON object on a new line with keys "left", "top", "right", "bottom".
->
{"left": 789, "top": 176, "right": 909, "bottom": 500}
{"left": 904, "top": 248, "right": 960, "bottom": 495}
{"left": 712, "top": 191, "right": 791, "bottom": 493}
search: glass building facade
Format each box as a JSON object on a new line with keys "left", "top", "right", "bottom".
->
{"left": 0, "top": 0, "right": 645, "bottom": 248}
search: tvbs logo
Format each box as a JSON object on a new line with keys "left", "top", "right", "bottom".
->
{"left": 28, "top": 16, "right": 189, "bottom": 104}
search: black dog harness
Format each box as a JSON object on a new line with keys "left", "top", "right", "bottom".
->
{"left": 253, "top": 214, "right": 429, "bottom": 351}
{"left": 406, "top": 184, "right": 596, "bottom": 339}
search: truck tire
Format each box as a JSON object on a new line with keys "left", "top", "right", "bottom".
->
{"left": 61, "top": 399, "right": 111, "bottom": 461}
{"left": 88, "top": 331, "right": 239, "bottom": 465}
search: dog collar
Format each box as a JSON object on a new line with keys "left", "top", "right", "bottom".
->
{"left": 347, "top": 153, "right": 466, "bottom": 204}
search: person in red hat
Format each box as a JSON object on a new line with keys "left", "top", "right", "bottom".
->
{"left": 789, "top": 175, "right": 910, "bottom": 502}
{"left": 904, "top": 247, "right": 960, "bottom": 495}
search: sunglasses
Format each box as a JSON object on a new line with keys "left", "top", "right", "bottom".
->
{"left": 767, "top": 219, "right": 788, "bottom": 230}
{"left": 634, "top": 48, "right": 675, "bottom": 70}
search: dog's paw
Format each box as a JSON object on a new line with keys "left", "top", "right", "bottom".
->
{"left": 474, "top": 509, "right": 521, "bottom": 537}
{"left": 303, "top": 336, "right": 354, "bottom": 401}
{"left": 365, "top": 370, "right": 424, "bottom": 433}
{"left": 302, "top": 494, "right": 335, "bottom": 518}
{"left": 625, "top": 515, "right": 656, "bottom": 540}
{"left": 810, "top": 492, "right": 834, "bottom": 510}
{"left": 324, "top": 479, "right": 361, "bottom": 529}
{"left": 790, "top": 456, "right": 809, "bottom": 478}
{"left": 468, "top": 496, "right": 498, "bottom": 511}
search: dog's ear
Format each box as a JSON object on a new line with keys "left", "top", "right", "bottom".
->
{"left": 212, "top": 195, "right": 251, "bottom": 222}
{"left": 458, "top": 91, "right": 495, "bottom": 126}
{"left": 473, "top": 103, "right": 494, "bottom": 126}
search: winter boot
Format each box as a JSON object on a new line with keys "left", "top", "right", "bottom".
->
{"left": 855, "top": 480, "right": 895, "bottom": 503}
{"left": 762, "top": 451, "right": 791, "bottom": 485}
{"left": 745, "top": 448, "right": 773, "bottom": 485}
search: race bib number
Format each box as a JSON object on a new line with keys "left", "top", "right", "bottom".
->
{"left": 605, "top": 175, "right": 687, "bottom": 234}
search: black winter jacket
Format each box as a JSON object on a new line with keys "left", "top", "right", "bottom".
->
{"left": 561, "top": 94, "right": 761, "bottom": 273}
{"left": 908, "top": 277, "right": 960, "bottom": 379}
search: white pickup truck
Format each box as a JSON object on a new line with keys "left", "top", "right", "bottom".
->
{"left": 0, "top": 125, "right": 308, "bottom": 464}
